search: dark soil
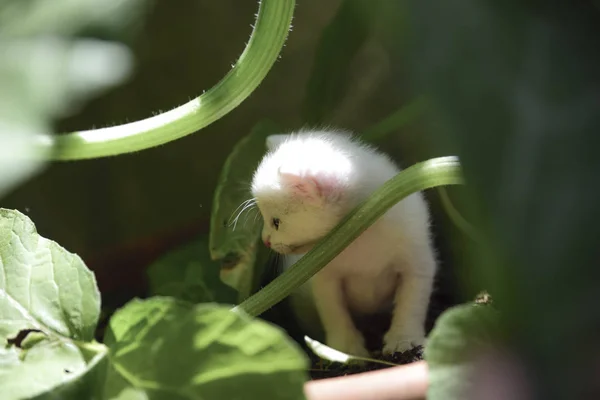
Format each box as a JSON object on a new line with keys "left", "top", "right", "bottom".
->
{"left": 306, "top": 291, "right": 493, "bottom": 380}
{"left": 308, "top": 345, "right": 424, "bottom": 380}
{"left": 300, "top": 289, "right": 441, "bottom": 380}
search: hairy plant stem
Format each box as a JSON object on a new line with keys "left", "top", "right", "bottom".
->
{"left": 234, "top": 156, "right": 464, "bottom": 317}
{"left": 39, "top": 0, "right": 295, "bottom": 160}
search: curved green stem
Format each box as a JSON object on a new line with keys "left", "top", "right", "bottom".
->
{"left": 234, "top": 156, "right": 464, "bottom": 317}
{"left": 40, "top": 0, "right": 295, "bottom": 160}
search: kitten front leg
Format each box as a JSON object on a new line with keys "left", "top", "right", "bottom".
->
{"left": 311, "top": 273, "right": 369, "bottom": 357}
{"left": 383, "top": 251, "right": 436, "bottom": 354}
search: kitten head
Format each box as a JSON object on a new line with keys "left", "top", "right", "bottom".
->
{"left": 251, "top": 133, "right": 355, "bottom": 254}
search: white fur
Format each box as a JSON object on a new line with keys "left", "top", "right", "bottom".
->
{"left": 251, "top": 129, "right": 437, "bottom": 356}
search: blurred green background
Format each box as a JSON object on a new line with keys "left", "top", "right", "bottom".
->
{"left": 4, "top": 0, "right": 599, "bottom": 397}
{"left": 0, "top": 1, "right": 468, "bottom": 332}
{"left": 2, "top": 0, "right": 453, "bottom": 273}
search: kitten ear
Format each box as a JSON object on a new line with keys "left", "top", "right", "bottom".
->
{"left": 278, "top": 167, "right": 339, "bottom": 202}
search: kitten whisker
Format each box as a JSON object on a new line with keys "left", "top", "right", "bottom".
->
{"left": 242, "top": 205, "right": 257, "bottom": 228}
{"left": 229, "top": 198, "right": 257, "bottom": 230}
{"left": 228, "top": 198, "right": 255, "bottom": 226}
{"left": 252, "top": 208, "right": 261, "bottom": 225}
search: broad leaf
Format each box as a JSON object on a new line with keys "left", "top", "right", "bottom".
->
{"left": 104, "top": 297, "right": 309, "bottom": 400}
{"left": 0, "top": 37, "right": 133, "bottom": 197}
{"left": 209, "top": 119, "right": 281, "bottom": 301}
{"left": 0, "top": 0, "right": 152, "bottom": 40}
{"left": 0, "top": 38, "right": 133, "bottom": 125}
{"left": 0, "top": 208, "right": 106, "bottom": 399}
{"left": 0, "top": 209, "right": 100, "bottom": 343}
{"left": 301, "top": 0, "right": 377, "bottom": 125}
{"left": 0, "top": 0, "right": 150, "bottom": 198}
{"left": 302, "top": 0, "right": 415, "bottom": 129}
{"left": 1, "top": 340, "right": 108, "bottom": 400}
{"left": 146, "top": 236, "right": 237, "bottom": 305}
{"left": 409, "top": 1, "right": 600, "bottom": 397}
{"left": 425, "top": 303, "right": 499, "bottom": 400}
{"left": 0, "top": 124, "right": 47, "bottom": 199}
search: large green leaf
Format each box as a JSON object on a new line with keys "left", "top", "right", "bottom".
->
{"left": 425, "top": 304, "right": 499, "bottom": 400}
{"left": 302, "top": 0, "right": 416, "bottom": 129}
{"left": 0, "top": 38, "right": 133, "bottom": 128}
{"left": 0, "top": 208, "right": 107, "bottom": 400}
{"left": 0, "top": 37, "right": 133, "bottom": 197}
{"left": 0, "top": 0, "right": 149, "bottom": 198}
{"left": 209, "top": 119, "right": 281, "bottom": 301}
{"left": 0, "top": 209, "right": 100, "bottom": 344}
{"left": 0, "top": 0, "right": 152, "bottom": 39}
{"left": 0, "top": 123, "right": 47, "bottom": 200}
{"left": 301, "top": 0, "right": 378, "bottom": 125}
{"left": 409, "top": 1, "right": 600, "bottom": 398}
{"left": 146, "top": 236, "right": 237, "bottom": 305}
{"left": 103, "top": 297, "right": 309, "bottom": 400}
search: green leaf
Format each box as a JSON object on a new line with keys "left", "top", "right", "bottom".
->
{"left": 0, "top": 38, "right": 133, "bottom": 124}
{"left": 146, "top": 236, "right": 237, "bottom": 305}
{"left": 409, "top": 1, "right": 600, "bottom": 397}
{"left": 0, "top": 0, "right": 152, "bottom": 39}
{"left": 209, "top": 119, "right": 281, "bottom": 301}
{"left": 0, "top": 38, "right": 133, "bottom": 197}
{"left": 0, "top": 208, "right": 107, "bottom": 399}
{"left": 425, "top": 303, "right": 499, "bottom": 400}
{"left": 0, "top": 126, "right": 47, "bottom": 199}
{"left": 302, "top": 0, "right": 414, "bottom": 127}
{"left": 301, "top": 0, "right": 377, "bottom": 124}
{"left": 104, "top": 297, "right": 309, "bottom": 400}
{"left": 0, "top": 0, "right": 147, "bottom": 198}
{"left": 1, "top": 340, "right": 108, "bottom": 400}
{"left": 0, "top": 209, "right": 101, "bottom": 342}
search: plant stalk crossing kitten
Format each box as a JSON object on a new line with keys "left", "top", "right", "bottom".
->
{"left": 250, "top": 130, "right": 437, "bottom": 356}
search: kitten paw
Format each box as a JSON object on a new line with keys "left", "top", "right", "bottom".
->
{"left": 327, "top": 330, "right": 370, "bottom": 358}
{"left": 382, "top": 331, "right": 425, "bottom": 354}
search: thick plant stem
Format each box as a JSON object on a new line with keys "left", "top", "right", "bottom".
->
{"left": 40, "top": 0, "right": 295, "bottom": 160}
{"left": 234, "top": 156, "right": 464, "bottom": 317}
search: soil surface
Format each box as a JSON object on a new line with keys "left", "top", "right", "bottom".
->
{"left": 306, "top": 291, "right": 493, "bottom": 379}
{"left": 308, "top": 346, "right": 424, "bottom": 380}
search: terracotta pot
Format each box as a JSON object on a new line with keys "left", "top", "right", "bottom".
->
{"left": 304, "top": 361, "right": 428, "bottom": 400}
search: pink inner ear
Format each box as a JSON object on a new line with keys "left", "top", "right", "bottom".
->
{"left": 278, "top": 169, "right": 338, "bottom": 201}
{"left": 278, "top": 171, "right": 319, "bottom": 199}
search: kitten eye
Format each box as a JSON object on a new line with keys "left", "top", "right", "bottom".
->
{"left": 272, "top": 218, "right": 280, "bottom": 230}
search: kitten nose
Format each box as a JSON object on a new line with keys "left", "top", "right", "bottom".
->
{"left": 264, "top": 239, "right": 271, "bottom": 248}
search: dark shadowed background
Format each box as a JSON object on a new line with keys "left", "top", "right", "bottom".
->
{"left": 1, "top": 0, "right": 465, "bottom": 312}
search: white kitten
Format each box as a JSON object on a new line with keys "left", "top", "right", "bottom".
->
{"left": 251, "top": 129, "right": 437, "bottom": 356}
